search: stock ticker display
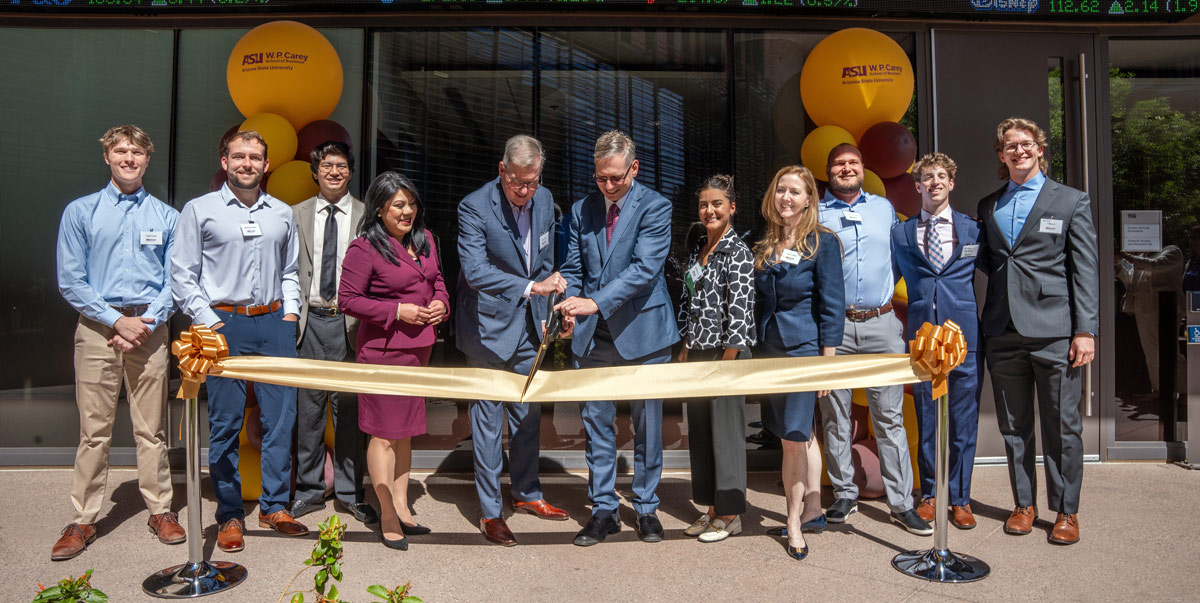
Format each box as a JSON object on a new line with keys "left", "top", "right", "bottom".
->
{"left": 3, "top": 0, "right": 1198, "bottom": 21}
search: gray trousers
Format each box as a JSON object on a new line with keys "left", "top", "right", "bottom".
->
{"left": 819, "top": 312, "right": 914, "bottom": 512}
{"left": 684, "top": 347, "right": 748, "bottom": 515}
{"left": 295, "top": 312, "right": 365, "bottom": 506}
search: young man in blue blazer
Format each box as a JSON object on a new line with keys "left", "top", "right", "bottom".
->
{"left": 891, "top": 152, "right": 983, "bottom": 530}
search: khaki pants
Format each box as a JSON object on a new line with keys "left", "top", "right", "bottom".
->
{"left": 71, "top": 316, "right": 172, "bottom": 524}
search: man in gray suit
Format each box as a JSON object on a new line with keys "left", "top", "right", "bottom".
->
{"left": 977, "top": 117, "right": 1097, "bottom": 546}
{"left": 288, "top": 141, "right": 377, "bottom": 525}
{"left": 456, "top": 135, "right": 569, "bottom": 546}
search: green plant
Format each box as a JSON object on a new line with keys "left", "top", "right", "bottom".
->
{"left": 32, "top": 569, "right": 107, "bottom": 603}
{"left": 280, "top": 515, "right": 422, "bottom": 603}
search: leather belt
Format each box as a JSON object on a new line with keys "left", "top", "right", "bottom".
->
{"left": 846, "top": 302, "right": 893, "bottom": 322}
{"left": 309, "top": 306, "right": 340, "bottom": 317}
{"left": 111, "top": 304, "right": 149, "bottom": 317}
{"left": 212, "top": 300, "right": 282, "bottom": 317}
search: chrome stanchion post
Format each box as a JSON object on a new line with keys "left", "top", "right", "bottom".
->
{"left": 892, "top": 390, "right": 990, "bottom": 583}
{"left": 143, "top": 396, "right": 247, "bottom": 598}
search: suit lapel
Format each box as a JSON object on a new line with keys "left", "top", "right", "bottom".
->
{"left": 1012, "top": 179, "right": 1056, "bottom": 249}
{"left": 945, "top": 210, "right": 971, "bottom": 266}
{"left": 602, "top": 182, "right": 641, "bottom": 269}
{"left": 904, "top": 217, "right": 935, "bottom": 272}
{"left": 298, "top": 200, "right": 316, "bottom": 264}
{"left": 589, "top": 195, "right": 608, "bottom": 264}
{"left": 348, "top": 195, "right": 363, "bottom": 237}
{"left": 981, "top": 185, "right": 1013, "bottom": 253}
{"left": 491, "top": 182, "right": 528, "bottom": 275}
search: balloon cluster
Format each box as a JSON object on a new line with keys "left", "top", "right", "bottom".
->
{"left": 216, "top": 21, "right": 354, "bottom": 205}
{"left": 798, "top": 28, "right": 922, "bottom": 497}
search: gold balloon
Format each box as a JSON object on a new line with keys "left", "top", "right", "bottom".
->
{"left": 227, "top": 20, "right": 344, "bottom": 131}
{"left": 800, "top": 28, "right": 915, "bottom": 140}
{"left": 265, "top": 159, "right": 319, "bottom": 205}
{"left": 239, "top": 113, "right": 297, "bottom": 173}
{"left": 801, "top": 125, "right": 857, "bottom": 182}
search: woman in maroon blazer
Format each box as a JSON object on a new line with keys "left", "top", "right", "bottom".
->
{"left": 339, "top": 171, "right": 448, "bottom": 551}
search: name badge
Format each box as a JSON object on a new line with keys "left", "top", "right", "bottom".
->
{"left": 140, "top": 230, "right": 163, "bottom": 246}
{"left": 539, "top": 231, "right": 550, "bottom": 251}
{"left": 687, "top": 262, "right": 704, "bottom": 283}
{"left": 961, "top": 244, "right": 979, "bottom": 258}
{"left": 1039, "top": 218, "right": 1064, "bottom": 234}
{"left": 240, "top": 222, "right": 262, "bottom": 237}
{"left": 780, "top": 249, "right": 802, "bottom": 265}
{"left": 843, "top": 210, "right": 863, "bottom": 223}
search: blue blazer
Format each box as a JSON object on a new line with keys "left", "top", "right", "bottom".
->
{"left": 454, "top": 178, "right": 557, "bottom": 363}
{"left": 561, "top": 179, "right": 679, "bottom": 359}
{"left": 890, "top": 210, "right": 982, "bottom": 352}
{"left": 755, "top": 231, "right": 845, "bottom": 349}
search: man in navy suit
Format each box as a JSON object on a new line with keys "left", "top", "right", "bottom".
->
{"left": 456, "top": 135, "right": 570, "bottom": 546}
{"left": 891, "top": 152, "right": 983, "bottom": 530}
{"left": 556, "top": 130, "right": 679, "bottom": 546}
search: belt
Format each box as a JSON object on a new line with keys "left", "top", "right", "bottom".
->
{"left": 212, "top": 300, "right": 282, "bottom": 317}
{"left": 846, "top": 302, "right": 893, "bottom": 322}
{"left": 111, "top": 304, "right": 149, "bottom": 317}
{"left": 309, "top": 306, "right": 341, "bottom": 317}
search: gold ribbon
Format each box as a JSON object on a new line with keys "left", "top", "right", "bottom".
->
{"left": 171, "top": 321, "right": 961, "bottom": 402}
{"left": 909, "top": 320, "right": 967, "bottom": 398}
{"left": 171, "top": 326, "right": 229, "bottom": 399}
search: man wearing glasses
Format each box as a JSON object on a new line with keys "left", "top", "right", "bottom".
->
{"left": 556, "top": 130, "right": 679, "bottom": 546}
{"left": 287, "top": 141, "right": 377, "bottom": 526}
{"left": 456, "top": 135, "right": 570, "bottom": 546}
{"left": 977, "top": 117, "right": 1097, "bottom": 546}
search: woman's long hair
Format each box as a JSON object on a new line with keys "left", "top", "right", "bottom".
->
{"left": 358, "top": 170, "right": 431, "bottom": 265}
{"left": 751, "top": 165, "right": 831, "bottom": 270}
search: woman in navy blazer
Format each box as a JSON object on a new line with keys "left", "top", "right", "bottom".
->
{"left": 339, "top": 171, "right": 449, "bottom": 551}
{"left": 753, "top": 166, "right": 845, "bottom": 561}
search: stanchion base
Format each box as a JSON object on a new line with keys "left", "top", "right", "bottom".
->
{"left": 142, "top": 560, "right": 248, "bottom": 599}
{"left": 892, "top": 547, "right": 990, "bottom": 583}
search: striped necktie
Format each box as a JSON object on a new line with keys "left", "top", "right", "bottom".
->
{"left": 924, "top": 217, "right": 946, "bottom": 272}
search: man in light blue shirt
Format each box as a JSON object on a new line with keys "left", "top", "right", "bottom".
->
{"left": 52, "top": 125, "right": 184, "bottom": 561}
{"left": 817, "top": 143, "right": 929, "bottom": 536}
{"left": 170, "top": 131, "right": 305, "bottom": 553}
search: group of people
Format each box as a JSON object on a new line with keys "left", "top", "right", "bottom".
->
{"left": 51, "top": 116, "right": 1097, "bottom": 563}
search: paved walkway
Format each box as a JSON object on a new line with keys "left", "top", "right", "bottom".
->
{"left": 3, "top": 463, "right": 1198, "bottom": 602}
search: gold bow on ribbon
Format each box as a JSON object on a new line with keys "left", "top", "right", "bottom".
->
{"left": 172, "top": 326, "right": 229, "bottom": 399}
{"left": 909, "top": 320, "right": 967, "bottom": 398}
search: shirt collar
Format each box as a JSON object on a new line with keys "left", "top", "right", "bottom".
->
{"left": 821, "top": 188, "right": 867, "bottom": 208}
{"left": 919, "top": 205, "right": 953, "bottom": 223}
{"left": 106, "top": 181, "right": 146, "bottom": 205}
{"left": 318, "top": 192, "right": 352, "bottom": 214}
{"left": 1007, "top": 169, "right": 1046, "bottom": 192}
{"left": 711, "top": 225, "right": 740, "bottom": 253}
{"left": 221, "top": 182, "right": 268, "bottom": 210}
{"left": 604, "top": 184, "right": 633, "bottom": 213}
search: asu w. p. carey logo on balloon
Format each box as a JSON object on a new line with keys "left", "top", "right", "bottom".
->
{"left": 240, "top": 50, "right": 311, "bottom": 72}
{"left": 840, "top": 62, "right": 904, "bottom": 85}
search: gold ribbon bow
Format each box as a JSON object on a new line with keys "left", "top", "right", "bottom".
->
{"left": 172, "top": 326, "right": 229, "bottom": 399}
{"left": 909, "top": 320, "right": 967, "bottom": 398}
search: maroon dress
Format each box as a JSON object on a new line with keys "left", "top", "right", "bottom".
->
{"left": 338, "top": 232, "right": 449, "bottom": 439}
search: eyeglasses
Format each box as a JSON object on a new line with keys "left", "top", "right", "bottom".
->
{"left": 593, "top": 163, "right": 633, "bottom": 185}
{"left": 1002, "top": 141, "right": 1039, "bottom": 154}
{"left": 318, "top": 162, "right": 351, "bottom": 173}
{"left": 503, "top": 173, "right": 541, "bottom": 192}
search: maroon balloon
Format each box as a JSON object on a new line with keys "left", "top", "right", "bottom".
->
{"left": 859, "top": 121, "right": 917, "bottom": 180}
{"left": 209, "top": 168, "right": 228, "bottom": 192}
{"left": 883, "top": 173, "right": 922, "bottom": 219}
{"left": 850, "top": 403, "right": 871, "bottom": 443}
{"left": 851, "top": 439, "right": 886, "bottom": 499}
{"left": 219, "top": 123, "right": 241, "bottom": 157}
{"left": 295, "top": 119, "right": 353, "bottom": 162}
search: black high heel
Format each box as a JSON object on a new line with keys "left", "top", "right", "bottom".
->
{"left": 400, "top": 522, "right": 431, "bottom": 536}
{"left": 381, "top": 530, "right": 409, "bottom": 550}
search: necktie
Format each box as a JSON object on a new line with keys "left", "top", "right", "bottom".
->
{"left": 606, "top": 203, "right": 620, "bottom": 245}
{"left": 924, "top": 216, "right": 946, "bottom": 272}
{"left": 321, "top": 205, "right": 339, "bottom": 301}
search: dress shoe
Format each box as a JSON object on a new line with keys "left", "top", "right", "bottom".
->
{"left": 480, "top": 518, "right": 517, "bottom": 547}
{"left": 574, "top": 514, "right": 620, "bottom": 547}
{"left": 380, "top": 531, "right": 409, "bottom": 551}
{"left": 51, "top": 523, "right": 96, "bottom": 561}
{"left": 335, "top": 500, "right": 380, "bottom": 525}
{"left": 401, "top": 521, "right": 431, "bottom": 536}
{"left": 825, "top": 498, "right": 858, "bottom": 523}
{"left": 258, "top": 509, "right": 309, "bottom": 537}
{"left": 950, "top": 504, "right": 976, "bottom": 530}
{"left": 147, "top": 512, "right": 186, "bottom": 544}
{"left": 288, "top": 498, "right": 326, "bottom": 520}
{"left": 890, "top": 509, "right": 934, "bottom": 536}
{"left": 1049, "top": 513, "right": 1080, "bottom": 545}
{"left": 1004, "top": 506, "right": 1037, "bottom": 535}
{"left": 786, "top": 544, "right": 809, "bottom": 561}
{"left": 915, "top": 497, "right": 936, "bottom": 523}
{"left": 698, "top": 516, "right": 742, "bottom": 543}
{"left": 767, "top": 514, "right": 826, "bottom": 538}
{"left": 684, "top": 514, "right": 713, "bottom": 537}
{"left": 636, "top": 514, "right": 664, "bottom": 543}
{"left": 513, "top": 499, "right": 570, "bottom": 521}
{"left": 217, "top": 518, "right": 245, "bottom": 553}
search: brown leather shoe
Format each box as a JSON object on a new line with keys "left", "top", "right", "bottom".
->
{"left": 217, "top": 518, "right": 245, "bottom": 552}
{"left": 513, "top": 499, "right": 570, "bottom": 521}
{"left": 148, "top": 512, "right": 187, "bottom": 544}
{"left": 480, "top": 518, "right": 517, "bottom": 546}
{"left": 949, "top": 504, "right": 976, "bottom": 530}
{"left": 915, "top": 498, "right": 936, "bottom": 523}
{"left": 1049, "top": 512, "right": 1080, "bottom": 545}
{"left": 1004, "top": 506, "right": 1037, "bottom": 535}
{"left": 51, "top": 523, "right": 96, "bottom": 561}
{"left": 258, "top": 509, "right": 309, "bottom": 537}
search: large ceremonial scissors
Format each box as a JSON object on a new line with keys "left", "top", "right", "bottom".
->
{"left": 521, "top": 291, "right": 564, "bottom": 400}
